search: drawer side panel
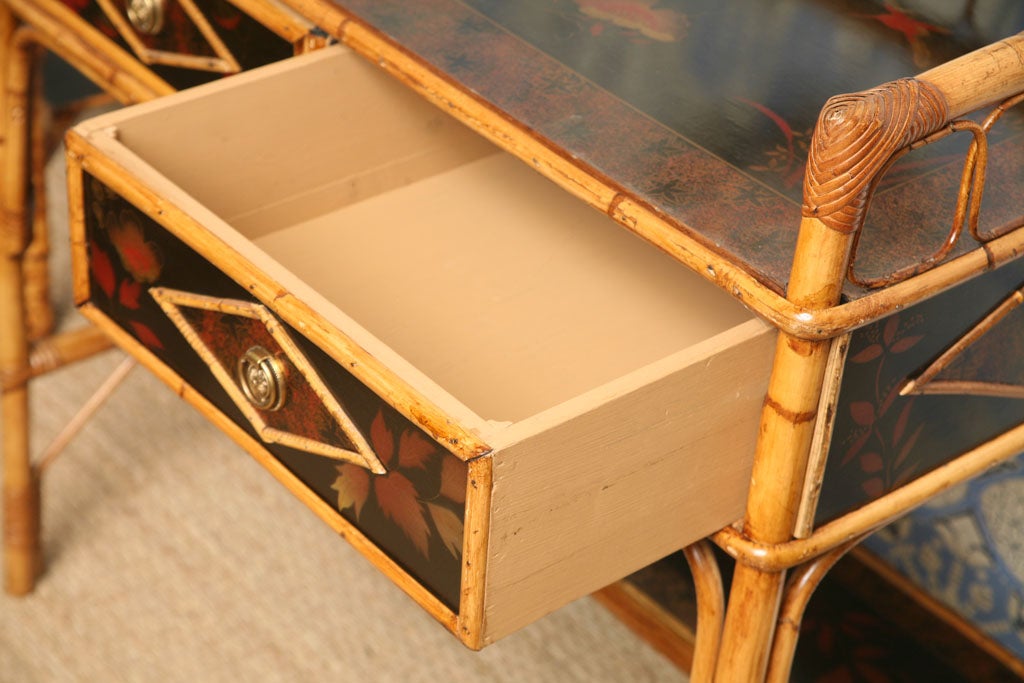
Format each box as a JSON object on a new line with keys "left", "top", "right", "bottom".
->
{"left": 483, "top": 322, "right": 774, "bottom": 643}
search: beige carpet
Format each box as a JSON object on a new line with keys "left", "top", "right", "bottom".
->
{"left": 0, "top": 130, "right": 687, "bottom": 682}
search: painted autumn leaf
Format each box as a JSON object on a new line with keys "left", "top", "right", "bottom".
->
{"left": 851, "top": 343, "right": 884, "bottom": 364}
{"left": 370, "top": 411, "right": 394, "bottom": 465}
{"left": 428, "top": 502, "right": 464, "bottom": 557}
{"left": 397, "top": 430, "right": 435, "bottom": 470}
{"left": 128, "top": 320, "right": 164, "bottom": 350}
{"left": 850, "top": 401, "right": 876, "bottom": 427}
{"left": 332, "top": 463, "right": 370, "bottom": 518}
{"left": 376, "top": 472, "right": 430, "bottom": 556}
{"left": 332, "top": 409, "right": 451, "bottom": 559}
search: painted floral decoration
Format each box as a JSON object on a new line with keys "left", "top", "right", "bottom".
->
{"left": 858, "top": 3, "right": 950, "bottom": 67}
{"left": 840, "top": 314, "right": 925, "bottom": 498}
{"left": 88, "top": 179, "right": 166, "bottom": 350}
{"left": 574, "top": 0, "right": 688, "bottom": 42}
{"left": 332, "top": 411, "right": 466, "bottom": 559}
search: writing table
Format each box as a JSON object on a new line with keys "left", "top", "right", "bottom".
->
{"left": 4, "top": 1, "right": 1024, "bottom": 680}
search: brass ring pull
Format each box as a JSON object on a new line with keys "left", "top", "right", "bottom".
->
{"left": 127, "top": 0, "right": 166, "bottom": 35}
{"left": 237, "top": 346, "right": 287, "bottom": 411}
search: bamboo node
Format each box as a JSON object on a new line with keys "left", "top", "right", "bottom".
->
{"left": 762, "top": 395, "right": 817, "bottom": 424}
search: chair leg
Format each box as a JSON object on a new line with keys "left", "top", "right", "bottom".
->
{"left": 1, "top": 254, "right": 40, "bottom": 596}
{"left": 23, "top": 50, "right": 54, "bottom": 342}
{"left": 1, "top": 6, "right": 41, "bottom": 595}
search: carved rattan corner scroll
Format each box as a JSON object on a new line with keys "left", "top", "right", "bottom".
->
{"left": 804, "top": 80, "right": 1024, "bottom": 289}
{"left": 802, "top": 78, "right": 950, "bottom": 235}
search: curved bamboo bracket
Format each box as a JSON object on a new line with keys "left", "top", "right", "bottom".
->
{"left": 682, "top": 541, "right": 725, "bottom": 683}
{"left": 715, "top": 416, "right": 1024, "bottom": 574}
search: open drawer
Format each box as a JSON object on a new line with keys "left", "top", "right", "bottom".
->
{"left": 65, "top": 46, "right": 775, "bottom": 647}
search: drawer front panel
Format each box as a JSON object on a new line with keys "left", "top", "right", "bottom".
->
{"left": 59, "top": 0, "right": 294, "bottom": 89}
{"left": 817, "top": 257, "right": 1024, "bottom": 523}
{"left": 82, "top": 173, "right": 469, "bottom": 611}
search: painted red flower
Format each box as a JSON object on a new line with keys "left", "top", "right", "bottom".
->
{"left": 863, "top": 4, "right": 948, "bottom": 44}
{"left": 858, "top": 4, "right": 950, "bottom": 66}
{"left": 88, "top": 194, "right": 165, "bottom": 351}
{"left": 332, "top": 411, "right": 465, "bottom": 558}
{"left": 108, "top": 210, "right": 163, "bottom": 283}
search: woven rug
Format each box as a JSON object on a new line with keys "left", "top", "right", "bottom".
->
{"left": 0, "top": 136, "right": 685, "bottom": 683}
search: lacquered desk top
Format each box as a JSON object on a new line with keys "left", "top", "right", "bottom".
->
{"left": 284, "top": 0, "right": 1024, "bottom": 314}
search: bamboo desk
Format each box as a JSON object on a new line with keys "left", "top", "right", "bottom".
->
{"left": 5, "top": 1, "right": 1024, "bottom": 681}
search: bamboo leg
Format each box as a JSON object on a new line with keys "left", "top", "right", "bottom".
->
{"left": 23, "top": 48, "right": 52, "bottom": 342}
{"left": 683, "top": 541, "right": 725, "bottom": 683}
{"left": 1, "top": 8, "right": 40, "bottom": 595}
{"left": 714, "top": 330, "right": 836, "bottom": 681}
{"left": 764, "top": 539, "right": 860, "bottom": 683}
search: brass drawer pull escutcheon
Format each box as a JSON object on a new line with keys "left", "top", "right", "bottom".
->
{"left": 237, "top": 346, "right": 287, "bottom": 411}
{"left": 126, "top": 0, "right": 166, "bottom": 35}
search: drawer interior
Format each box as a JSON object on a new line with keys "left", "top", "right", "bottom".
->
{"left": 107, "top": 47, "right": 759, "bottom": 424}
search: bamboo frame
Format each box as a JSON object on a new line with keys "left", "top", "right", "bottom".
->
{"left": 794, "top": 334, "right": 850, "bottom": 538}
{"left": 902, "top": 285, "right": 1024, "bottom": 398}
{"left": 35, "top": 356, "right": 136, "bottom": 474}
{"left": 28, "top": 326, "right": 113, "bottom": 379}
{"left": 713, "top": 417, "right": 1024, "bottom": 574}
{"left": 3, "top": 0, "right": 173, "bottom": 105}
{"left": 229, "top": 0, "right": 321, "bottom": 46}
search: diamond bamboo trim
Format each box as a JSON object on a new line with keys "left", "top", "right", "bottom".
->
{"left": 151, "top": 287, "right": 386, "bottom": 472}
{"left": 96, "top": 0, "right": 241, "bottom": 74}
{"left": 902, "top": 285, "right": 1024, "bottom": 400}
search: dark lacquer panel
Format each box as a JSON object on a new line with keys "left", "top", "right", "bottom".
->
{"left": 328, "top": 0, "right": 1024, "bottom": 296}
{"left": 818, "top": 257, "right": 1024, "bottom": 522}
{"left": 81, "top": 173, "right": 468, "bottom": 611}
